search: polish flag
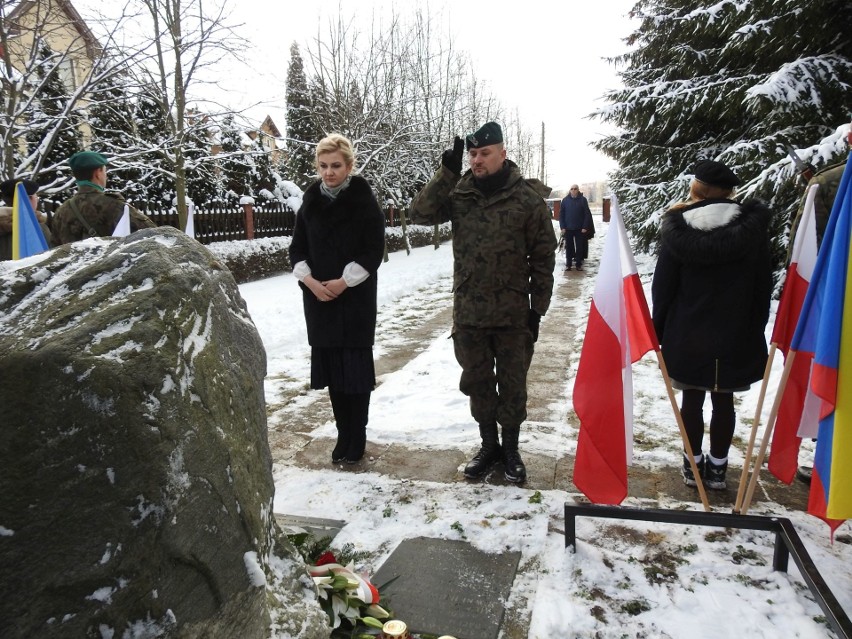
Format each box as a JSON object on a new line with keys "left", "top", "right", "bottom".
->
{"left": 769, "top": 184, "right": 820, "bottom": 484}
{"left": 572, "top": 195, "right": 658, "bottom": 504}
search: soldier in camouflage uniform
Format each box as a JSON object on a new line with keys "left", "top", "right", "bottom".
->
{"left": 53, "top": 151, "right": 156, "bottom": 244}
{"left": 409, "top": 122, "right": 557, "bottom": 484}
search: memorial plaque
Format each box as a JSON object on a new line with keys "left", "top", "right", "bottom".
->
{"left": 373, "top": 537, "right": 521, "bottom": 639}
{"left": 274, "top": 514, "right": 346, "bottom": 543}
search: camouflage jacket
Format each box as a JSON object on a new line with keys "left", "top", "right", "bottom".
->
{"left": 409, "top": 161, "right": 557, "bottom": 328}
{"left": 53, "top": 185, "right": 156, "bottom": 245}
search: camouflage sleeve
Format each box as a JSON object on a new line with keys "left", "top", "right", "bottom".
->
{"left": 408, "top": 166, "right": 459, "bottom": 225}
{"left": 129, "top": 204, "right": 156, "bottom": 230}
{"left": 527, "top": 195, "right": 557, "bottom": 316}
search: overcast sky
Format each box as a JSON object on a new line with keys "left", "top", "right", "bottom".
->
{"left": 77, "top": 0, "right": 637, "bottom": 188}
{"left": 227, "top": 0, "right": 637, "bottom": 187}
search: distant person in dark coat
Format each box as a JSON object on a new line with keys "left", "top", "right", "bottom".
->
{"left": 0, "top": 178, "right": 53, "bottom": 260}
{"left": 52, "top": 151, "right": 155, "bottom": 244}
{"left": 559, "top": 185, "right": 594, "bottom": 271}
{"left": 652, "top": 160, "right": 772, "bottom": 491}
{"left": 289, "top": 134, "right": 386, "bottom": 464}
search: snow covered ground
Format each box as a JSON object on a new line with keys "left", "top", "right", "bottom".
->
{"left": 237, "top": 220, "right": 852, "bottom": 638}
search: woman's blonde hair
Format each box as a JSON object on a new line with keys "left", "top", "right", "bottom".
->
{"left": 315, "top": 134, "right": 356, "bottom": 170}
{"left": 670, "top": 178, "right": 735, "bottom": 210}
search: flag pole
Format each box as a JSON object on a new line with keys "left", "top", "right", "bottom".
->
{"left": 733, "top": 343, "right": 777, "bottom": 513}
{"left": 655, "top": 349, "right": 711, "bottom": 511}
{"left": 740, "top": 350, "right": 797, "bottom": 515}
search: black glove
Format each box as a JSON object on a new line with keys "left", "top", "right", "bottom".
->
{"left": 441, "top": 136, "right": 464, "bottom": 175}
{"left": 528, "top": 309, "right": 541, "bottom": 343}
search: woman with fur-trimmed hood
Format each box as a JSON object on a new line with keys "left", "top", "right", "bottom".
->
{"left": 652, "top": 160, "right": 772, "bottom": 492}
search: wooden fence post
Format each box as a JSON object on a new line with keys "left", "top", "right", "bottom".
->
{"left": 241, "top": 196, "right": 255, "bottom": 240}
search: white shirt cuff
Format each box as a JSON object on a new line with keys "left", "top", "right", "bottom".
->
{"left": 293, "top": 260, "right": 311, "bottom": 281}
{"left": 342, "top": 261, "right": 369, "bottom": 287}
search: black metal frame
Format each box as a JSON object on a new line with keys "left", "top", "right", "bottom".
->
{"left": 564, "top": 503, "right": 851, "bottom": 638}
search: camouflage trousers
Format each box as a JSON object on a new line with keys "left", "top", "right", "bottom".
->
{"left": 452, "top": 326, "right": 535, "bottom": 429}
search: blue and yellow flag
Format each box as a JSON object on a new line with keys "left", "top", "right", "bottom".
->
{"left": 11, "top": 181, "right": 48, "bottom": 259}
{"left": 790, "top": 158, "right": 852, "bottom": 531}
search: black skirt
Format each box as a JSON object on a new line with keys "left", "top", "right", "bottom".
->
{"left": 310, "top": 347, "right": 376, "bottom": 393}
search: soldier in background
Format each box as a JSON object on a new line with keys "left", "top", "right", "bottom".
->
{"left": 52, "top": 151, "right": 156, "bottom": 244}
{"left": 409, "top": 122, "right": 557, "bottom": 484}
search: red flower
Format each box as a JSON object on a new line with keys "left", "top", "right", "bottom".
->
{"left": 315, "top": 551, "right": 337, "bottom": 567}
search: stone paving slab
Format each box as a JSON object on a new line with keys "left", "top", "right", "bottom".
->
{"left": 373, "top": 537, "right": 521, "bottom": 639}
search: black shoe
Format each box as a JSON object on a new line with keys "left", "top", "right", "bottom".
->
{"left": 564, "top": 265, "right": 572, "bottom": 271}
{"left": 704, "top": 457, "right": 728, "bottom": 490}
{"left": 681, "top": 455, "right": 704, "bottom": 487}
{"left": 575, "top": 264, "right": 583, "bottom": 271}
{"left": 331, "top": 440, "right": 347, "bottom": 464}
{"left": 331, "top": 426, "right": 350, "bottom": 463}
{"left": 503, "top": 449, "right": 527, "bottom": 483}
{"left": 464, "top": 443, "right": 502, "bottom": 478}
{"left": 345, "top": 424, "right": 366, "bottom": 464}
{"left": 796, "top": 465, "right": 813, "bottom": 485}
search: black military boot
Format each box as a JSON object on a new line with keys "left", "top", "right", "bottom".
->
{"left": 464, "top": 423, "right": 502, "bottom": 479}
{"left": 501, "top": 426, "right": 526, "bottom": 484}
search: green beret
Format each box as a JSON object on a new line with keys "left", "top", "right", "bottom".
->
{"left": 68, "top": 151, "right": 109, "bottom": 173}
{"left": 466, "top": 121, "right": 503, "bottom": 150}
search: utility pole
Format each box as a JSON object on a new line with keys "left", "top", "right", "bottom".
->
{"left": 540, "top": 121, "right": 545, "bottom": 183}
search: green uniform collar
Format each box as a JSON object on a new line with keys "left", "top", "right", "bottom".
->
{"left": 76, "top": 180, "right": 104, "bottom": 192}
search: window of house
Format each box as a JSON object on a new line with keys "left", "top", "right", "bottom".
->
{"left": 56, "top": 57, "right": 76, "bottom": 92}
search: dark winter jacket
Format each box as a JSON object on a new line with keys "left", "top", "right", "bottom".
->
{"left": 289, "top": 175, "right": 386, "bottom": 348}
{"left": 408, "top": 161, "right": 557, "bottom": 328}
{"left": 559, "top": 194, "right": 594, "bottom": 236}
{"left": 651, "top": 197, "right": 772, "bottom": 390}
{"left": 53, "top": 185, "right": 155, "bottom": 244}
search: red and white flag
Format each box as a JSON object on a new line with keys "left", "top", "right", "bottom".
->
{"left": 769, "top": 184, "right": 820, "bottom": 483}
{"left": 572, "top": 195, "right": 658, "bottom": 504}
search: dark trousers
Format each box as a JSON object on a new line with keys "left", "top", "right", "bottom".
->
{"left": 565, "top": 230, "right": 588, "bottom": 267}
{"left": 452, "top": 327, "right": 534, "bottom": 429}
{"left": 680, "top": 389, "right": 735, "bottom": 459}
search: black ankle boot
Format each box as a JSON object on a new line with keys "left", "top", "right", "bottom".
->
{"left": 346, "top": 422, "right": 366, "bottom": 464}
{"left": 501, "top": 426, "right": 526, "bottom": 484}
{"left": 331, "top": 424, "right": 349, "bottom": 464}
{"left": 464, "top": 423, "right": 502, "bottom": 479}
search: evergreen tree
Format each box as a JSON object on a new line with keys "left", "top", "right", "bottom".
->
{"left": 183, "top": 110, "right": 218, "bottom": 206}
{"left": 216, "top": 114, "right": 251, "bottom": 199}
{"left": 132, "top": 88, "right": 175, "bottom": 207}
{"left": 87, "top": 74, "right": 144, "bottom": 201}
{"left": 26, "top": 44, "right": 82, "bottom": 188}
{"left": 593, "top": 0, "right": 852, "bottom": 269}
{"left": 285, "top": 42, "right": 320, "bottom": 190}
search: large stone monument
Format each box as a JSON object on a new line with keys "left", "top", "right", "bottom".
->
{"left": 0, "top": 228, "right": 330, "bottom": 638}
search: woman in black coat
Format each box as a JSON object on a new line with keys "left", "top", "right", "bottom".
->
{"left": 289, "top": 134, "right": 386, "bottom": 464}
{"left": 652, "top": 160, "right": 772, "bottom": 491}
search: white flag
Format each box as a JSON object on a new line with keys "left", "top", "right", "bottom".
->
{"left": 185, "top": 202, "right": 195, "bottom": 238}
{"left": 112, "top": 204, "right": 131, "bottom": 237}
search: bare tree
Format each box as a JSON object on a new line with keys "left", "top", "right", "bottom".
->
{"left": 134, "top": 0, "right": 242, "bottom": 228}
{"left": 0, "top": 0, "right": 147, "bottom": 191}
{"left": 298, "top": 7, "right": 541, "bottom": 206}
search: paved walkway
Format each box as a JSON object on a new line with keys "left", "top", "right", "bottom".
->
{"left": 267, "top": 245, "right": 810, "bottom": 513}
